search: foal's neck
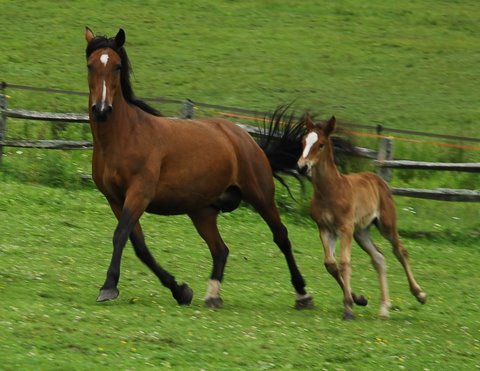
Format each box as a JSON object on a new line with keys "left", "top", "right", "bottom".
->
{"left": 311, "top": 142, "right": 341, "bottom": 192}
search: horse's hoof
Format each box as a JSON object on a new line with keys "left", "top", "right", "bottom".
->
{"left": 416, "top": 292, "right": 427, "bottom": 304}
{"left": 97, "top": 287, "right": 119, "bottom": 302}
{"left": 174, "top": 283, "right": 193, "bottom": 305}
{"left": 205, "top": 297, "right": 224, "bottom": 308}
{"left": 295, "top": 295, "right": 314, "bottom": 310}
{"left": 343, "top": 312, "right": 355, "bottom": 320}
{"left": 352, "top": 293, "right": 368, "bottom": 306}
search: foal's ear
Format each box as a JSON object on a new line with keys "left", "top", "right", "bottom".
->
{"left": 115, "top": 28, "right": 126, "bottom": 48}
{"left": 85, "top": 26, "right": 95, "bottom": 43}
{"left": 325, "top": 116, "right": 336, "bottom": 136}
{"left": 304, "top": 112, "right": 314, "bottom": 131}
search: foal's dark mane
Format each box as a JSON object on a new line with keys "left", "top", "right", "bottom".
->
{"left": 86, "top": 35, "right": 162, "bottom": 117}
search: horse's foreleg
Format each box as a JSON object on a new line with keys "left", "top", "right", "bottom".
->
{"left": 97, "top": 200, "right": 141, "bottom": 302}
{"left": 189, "top": 208, "right": 228, "bottom": 308}
{"left": 130, "top": 223, "right": 193, "bottom": 305}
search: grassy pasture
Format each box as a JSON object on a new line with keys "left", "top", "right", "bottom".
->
{"left": 0, "top": 181, "right": 479, "bottom": 370}
{"left": 1, "top": 1, "right": 480, "bottom": 370}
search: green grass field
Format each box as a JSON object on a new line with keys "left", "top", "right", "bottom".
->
{"left": 0, "top": 182, "right": 479, "bottom": 370}
{"left": 1, "top": 1, "right": 480, "bottom": 370}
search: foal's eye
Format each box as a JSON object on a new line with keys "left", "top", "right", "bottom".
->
{"left": 115, "top": 64, "right": 122, "bottom": 71}
{"left": 318, "top": 143, "right": 325, "bottom": 149}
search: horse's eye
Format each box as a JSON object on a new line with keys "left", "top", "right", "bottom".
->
{"left": 115, "top": 64, "right": 122, "bottom": 71}
{"left": 318, "top": 144, "right": 325, "bottom": 149}
{"left": 87, "top": 64, "right": 92, "bottom": 71}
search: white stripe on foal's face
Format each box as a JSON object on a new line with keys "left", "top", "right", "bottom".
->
{"left": 302, "top": 132, "right": 318, "bottom": 158}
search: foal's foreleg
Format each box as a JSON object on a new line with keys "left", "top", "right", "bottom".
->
{"left": 130, "top": 223, "right": 193, "bottom": 305}
{"left": 319, "top": 229, "right": 366, "bottom": 319}
{"left": 189, "top": 208, "right": 229, "bottom": 308}
{"left": 338, "top": 229, "right": 355, "bottom": 320}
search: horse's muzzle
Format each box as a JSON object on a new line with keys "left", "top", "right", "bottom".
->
{"left": 91, "top": 104, "right": 113, "bottom": 122}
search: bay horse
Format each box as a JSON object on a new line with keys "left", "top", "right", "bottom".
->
{"left": 297, "top": 114, "right": 427, "bottom": 319}
{"left": 84, "top": 27, "right": 314, "bottom": 309}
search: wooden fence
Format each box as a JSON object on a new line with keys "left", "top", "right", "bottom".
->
{"left": 1, "top": 92, "right": 479, "bottom": 202}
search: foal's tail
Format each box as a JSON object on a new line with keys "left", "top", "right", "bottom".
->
{"left": 256, "top": 105, "right": 308, "bottom": 193}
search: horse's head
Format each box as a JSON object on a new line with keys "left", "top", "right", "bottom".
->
{"left": 85, "top": 27, "right": 125, "bottom": 122}
{"left": 297, "top": 113, "right": 336, "bottom": 174}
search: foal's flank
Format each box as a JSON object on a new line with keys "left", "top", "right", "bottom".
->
{"left": 298, "top": 114, "right": 426, "bottom": 319}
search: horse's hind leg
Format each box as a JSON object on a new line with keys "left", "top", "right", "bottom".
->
{"left": 130, "top": 223, "right": 193, "bottom": 305}
{"left": 377, "top": 204, "right": 427, "bottom": 304}
{"left": 354, "top": 229, "right": 390, "bottom": 318}
{"left": 251, "top": 200, "right": 313, "bottom": 309}
{"left": 189, "top": 208, "right": 229, "bottom": 308}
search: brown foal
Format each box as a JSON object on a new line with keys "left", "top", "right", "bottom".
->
{"left": 297, "top": 114, "right": 426, "bottom": 319}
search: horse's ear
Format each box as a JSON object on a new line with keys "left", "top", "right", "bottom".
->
{"left": 85, "top": 27, "right": 95, "bottom": 43}
{"left": 325, "top": 116, "right": 336, "bottom": 136}
{"left": 115, "top": 28, "right": 126, "bottom": 48}
{"left": 304, "top": 112, "right": 314, "bottom": 131}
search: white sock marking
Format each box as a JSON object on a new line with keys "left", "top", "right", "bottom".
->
{"left": 205, "top": 279, "right": 221, "bottom": 299}
{"left": 302, "top": 132, "right": 318, "bottom": 158}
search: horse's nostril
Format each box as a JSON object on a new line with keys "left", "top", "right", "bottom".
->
{"left": 298, "top": 164, "right": 309, "bottom": 175}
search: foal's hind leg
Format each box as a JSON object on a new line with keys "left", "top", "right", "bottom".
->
{"left": 354, "top": 229, "right": 390, "bottom": 318}
{"left": 377, "top": 207, "right": 427, "bottom": 304}
{"left": 189, "top": 208, "right": 229, "bottom": 308}
{"left": 252, "top": 201, "right": 313, "bottom": 309}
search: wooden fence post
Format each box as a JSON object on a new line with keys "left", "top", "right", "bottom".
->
{"left": 181, "top": 99, "right": 194, "bottom": 119}
{"left": 0, "top": 84, "right": 7, "bottom": 165}
{"left": 377, "top": 137, "right": 394, "bottom": 182}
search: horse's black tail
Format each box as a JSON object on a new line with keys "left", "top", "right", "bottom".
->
{"left": 256, "top": 105, "right": 308, "bottom": 197}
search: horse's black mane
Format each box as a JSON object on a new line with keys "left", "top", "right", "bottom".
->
{"left": 258, "top": 105, "right": 358, "bottom": 194}
{"left": 86, "top": 34, "right": 162, "bottom": 117}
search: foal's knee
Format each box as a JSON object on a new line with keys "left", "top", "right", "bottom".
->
{"left": 324, "top": 261, "right": 339, "bottom": 276}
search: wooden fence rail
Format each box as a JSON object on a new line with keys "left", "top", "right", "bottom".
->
{"left": 0, "top": 93, "right": 478, "bottom": 202}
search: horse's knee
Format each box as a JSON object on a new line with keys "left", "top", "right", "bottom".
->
{"left": 271, "top": 224, "right": 291, "bottom": 254}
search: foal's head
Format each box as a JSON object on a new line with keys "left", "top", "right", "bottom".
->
{"left": 297, "top": 114, "right": 336, "bottom": 173}
{"left": 84, "top": 27, "right": 161, "bottom": 122}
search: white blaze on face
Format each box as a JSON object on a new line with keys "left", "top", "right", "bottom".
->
{"left": 100, "top": 53, "right": 109, "bottom": 66}
{"left": 302, "top": 132, "right": 318, "bottom": 158}
{"left": 99, "top": 53, "right": 109, "bottom": 111}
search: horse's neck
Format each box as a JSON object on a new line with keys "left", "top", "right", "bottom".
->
{"left": 91, "top": 97, "right": 136, "bottom": 148}
{"left": 311, "top": 145, "right": 342, "bottom": 195}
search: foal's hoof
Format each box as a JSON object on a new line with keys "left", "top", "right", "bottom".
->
{"left": 205, "top": 297, "right": 224, "bottom": 308}
{"left": 173, "top": 283, "right": 193, "bottom": 306}
{"left": 416, "top": 292, "right": 427, "bottom": 304}
{"left": 295, "top": 295, "right": 314, "bottom": 310}
{"left": 97, "top": 287, "right": 119, "bottom": 302}
{"left": 352, "top": 293, "right": 368, "bottom": 306}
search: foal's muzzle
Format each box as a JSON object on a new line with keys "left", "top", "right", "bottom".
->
{"left": 91, "top": 104, "right": 113, "bottom": 122}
